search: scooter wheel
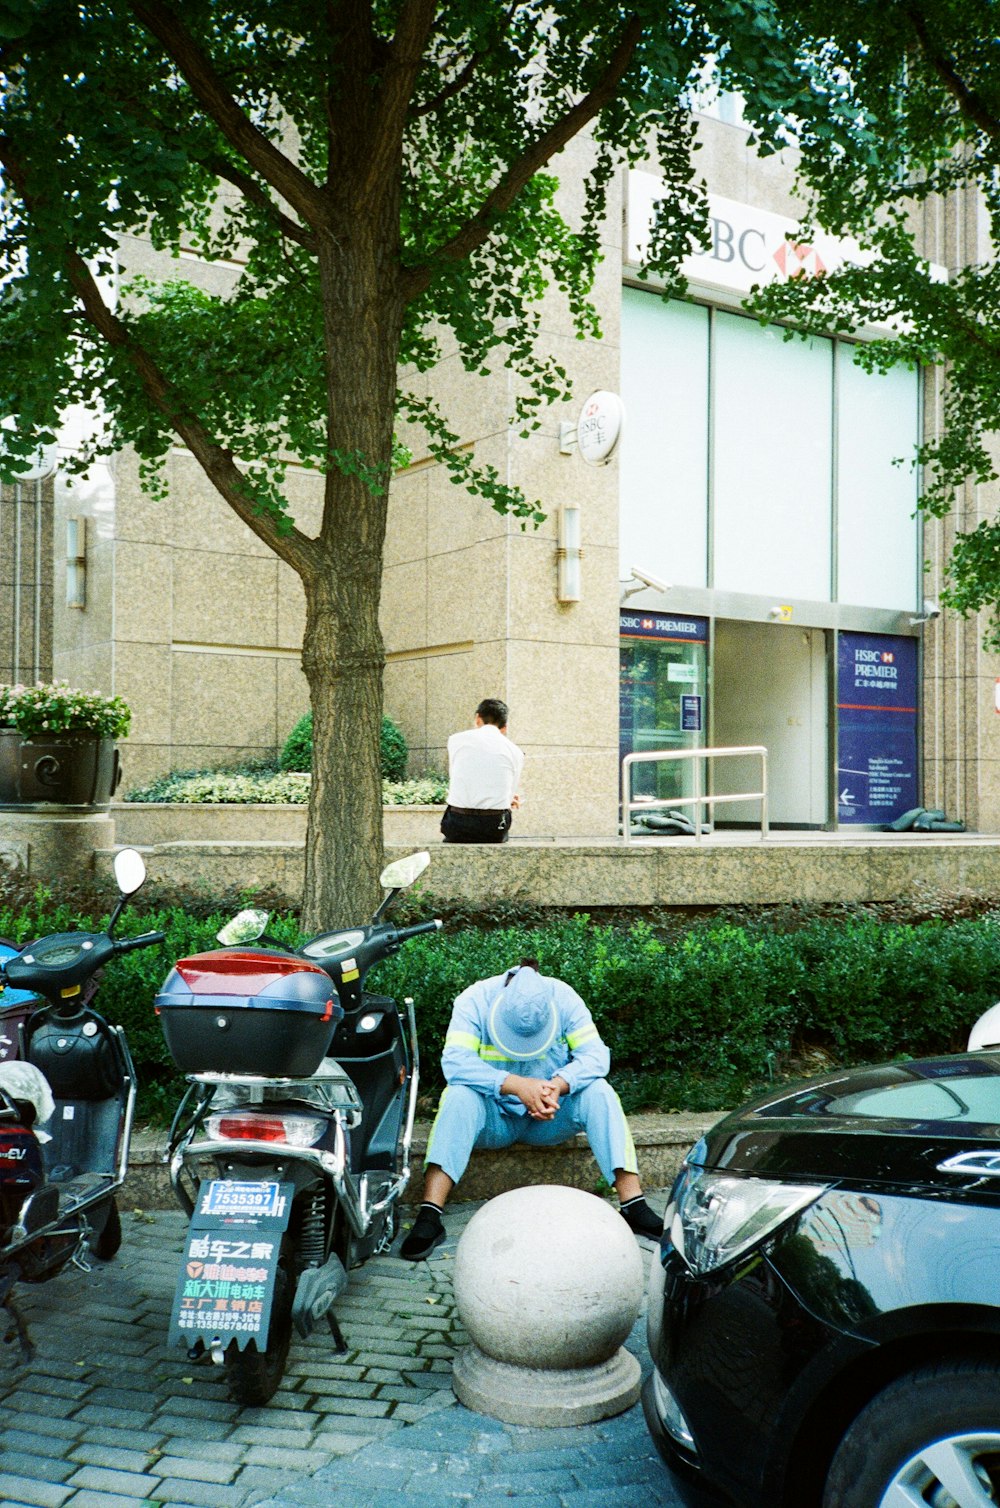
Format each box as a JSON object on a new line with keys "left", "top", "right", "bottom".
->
{"left": 89, "top": 1197, "right": 122, "bottom": 1260}
{"left": 224, "top": 1248, "right": 293, "bottom": 1407}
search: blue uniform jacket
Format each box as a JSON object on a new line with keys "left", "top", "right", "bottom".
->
{"left": 440, "top": 971, "right": 610, "bottom": 1116}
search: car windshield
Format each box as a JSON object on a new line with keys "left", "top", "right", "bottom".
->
{"left": 756, "top": 1059, "right": 1000, "bottom": 1127}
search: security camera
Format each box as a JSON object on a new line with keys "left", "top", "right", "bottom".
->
{"left": 909, "top": 597, "right": 941, "bottom": 626}
{"left": 629, "top": 565, "right": 669, "bottom": 593}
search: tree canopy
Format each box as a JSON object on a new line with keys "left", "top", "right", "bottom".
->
{"left": 0, "top": 1, "right": 851, "bottom": 922}
{"left": 750, "top": 1, "right": 1000, "bottom": 646}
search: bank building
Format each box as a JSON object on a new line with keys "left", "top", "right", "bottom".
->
{"left": 1, "top": 94, "right": 994, "bottom": 860}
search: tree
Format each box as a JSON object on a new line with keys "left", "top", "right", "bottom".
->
{"left": 0, "top": 0, "right": 823, "bottom": 926}
{"left": 746, "top": 1, "right": 1000, "bottom": 647}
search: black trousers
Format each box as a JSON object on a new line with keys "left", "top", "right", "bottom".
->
{"left": 440, "top": 805, "right": 512, "bottom": 843}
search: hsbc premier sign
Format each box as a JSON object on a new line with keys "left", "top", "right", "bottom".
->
{"left": 626, "top": 171, "right": 867, "bottom": 297}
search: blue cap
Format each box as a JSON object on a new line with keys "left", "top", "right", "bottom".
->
{"left": 488, "top": 967, "right": 559, "bottom": 1060}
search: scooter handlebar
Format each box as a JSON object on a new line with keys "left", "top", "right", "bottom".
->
{"left": 392, "top": 920, "right": 443, "bottom": 943}
{"left": 114, "top": 930, "right": 167, "bottom": 954}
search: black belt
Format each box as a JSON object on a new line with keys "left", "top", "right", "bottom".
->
{"left": 447, "top": 805, "right": 508, "bottom": 816}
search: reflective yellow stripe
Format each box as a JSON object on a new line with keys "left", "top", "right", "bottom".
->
{"left": 479, "top": 1046, "right": 515, "bottom": 1063}
{"left": 566, "top": 1025, "right": 598, "bottom": 1050}
{"left": 445, "top": 1031, "right": 481, "bottom": 1053}
{"left": 424, "top": 1086, "right": 451, "bottom": 1166}
{"left": 614, "top": 1088, "right": 640, "bottom": 1175}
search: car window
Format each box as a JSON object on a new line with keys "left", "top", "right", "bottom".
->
{"left": 756, "top": 1061, "right": 1000, "bottom": 1126}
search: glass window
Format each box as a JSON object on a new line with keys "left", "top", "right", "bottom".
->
{"left": 619, "top": 290, "right": 708, "bottom": 589}
{"left": 713, "top": 312, "right": 833, "bottom": 600}
{"left": 837, "top": 347, "right": 920, "bottom": 611}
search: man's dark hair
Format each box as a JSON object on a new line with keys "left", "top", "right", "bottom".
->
{"left": 476, "top": 698, "right": 508, "bottom": 727}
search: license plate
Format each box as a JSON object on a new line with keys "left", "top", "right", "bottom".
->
{"left": 198, "top": 1178, "right": 287, "bottom": 1220}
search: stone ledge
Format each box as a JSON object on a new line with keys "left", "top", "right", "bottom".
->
{"left": 122, "top": 1111, "right": 719, "bottom": 1210}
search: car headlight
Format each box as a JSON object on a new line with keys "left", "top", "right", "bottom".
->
{"left": 668, "top": 1163, "right": 829, "bottom": 1277}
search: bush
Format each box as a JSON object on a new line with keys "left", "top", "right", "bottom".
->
{"left": 4, "top": 891, "right": 998, "bottom": 1123}
{"left": 125, "top": 767, "right": 446, "bottom": 805}
{"left": 279, "top": 710, "right": 409, "bottom": 781}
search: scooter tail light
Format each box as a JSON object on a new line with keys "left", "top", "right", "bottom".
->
{"left": 206, "top": 1113, "right": 325, "bottom": 1147}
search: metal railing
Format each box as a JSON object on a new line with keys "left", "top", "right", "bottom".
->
{"left": 622, "top": 746, "right": 769, "bottom": 845}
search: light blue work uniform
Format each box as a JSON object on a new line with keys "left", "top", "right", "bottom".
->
{"left": 424, "top": 971, "right": 638, "bottom": 1186}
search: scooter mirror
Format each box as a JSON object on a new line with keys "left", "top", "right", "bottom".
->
{"left": 216, "top": 908, "right": 270, "bottom": 947}
{"left": 379, "top": 851, "right": 430, "bottom": 891}
{"left": 113, "top": 848, "right": 146, "bottom": 896}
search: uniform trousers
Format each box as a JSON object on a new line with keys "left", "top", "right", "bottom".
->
{"left": 424, "top": 1078, "right": 638, "bottom": 1186}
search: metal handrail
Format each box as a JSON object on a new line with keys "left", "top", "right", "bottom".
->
{"left": 622, "top": 746, "right": 769, "bottom": 845}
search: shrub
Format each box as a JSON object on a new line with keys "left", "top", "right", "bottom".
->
{"left": 0, "top": 681, "right": 131, "bottom": 739}
{"left": 4, "top": 892, "right": 998, "bottom": 1123}
{"left": 279, "top": 710, "right": 409, "bottom": 781}
{"left": 125, "top": 767, "right": 446, "bottom": 805}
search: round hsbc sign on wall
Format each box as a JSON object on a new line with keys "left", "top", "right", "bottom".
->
{"left": 577, "top": 390, "right": 625, "bottom": 467}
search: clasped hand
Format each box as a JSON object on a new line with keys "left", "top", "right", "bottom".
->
{"left": 502, "top": 1073, "right": 567, "bottom": 1119}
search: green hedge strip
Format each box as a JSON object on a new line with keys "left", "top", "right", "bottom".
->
{"left": 2, "top": 901, "right": 998, "bottom": 1120}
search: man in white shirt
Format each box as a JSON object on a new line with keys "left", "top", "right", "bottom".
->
{"left": 441, "top": 699, "right": 524, "bottom": 843}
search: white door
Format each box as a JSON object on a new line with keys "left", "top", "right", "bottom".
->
{"left": 712, "top": 621, "right": 828, "bottom": 827}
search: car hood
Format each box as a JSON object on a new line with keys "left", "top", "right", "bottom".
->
{"left": 698, "top": 1051, "right": 1000, "bottom": 1189}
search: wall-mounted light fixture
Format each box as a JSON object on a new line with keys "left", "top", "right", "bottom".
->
{"left": 66, "top": 517, "right": 86, "bottom": 609}
{"left": 556, "top": 501, "right": 582, "bottom": 602}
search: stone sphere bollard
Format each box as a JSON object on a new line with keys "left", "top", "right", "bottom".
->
{"left": 451, "top": 1184, "right": 645, "bottom": 1426}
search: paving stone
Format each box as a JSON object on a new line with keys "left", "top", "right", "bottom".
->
{"left": 64, "top": 1465, "right": 158, "bottom": 1498}
{"left": 0, "top": 1477, "right": 72, "bottom": 1508}
{"left": 144, "top": 1454, "right": 239, "bottom": 1484}
{"left": 0, "top": 1462, "right": 73, "bottom": 1488}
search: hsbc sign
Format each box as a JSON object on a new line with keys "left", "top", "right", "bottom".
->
{"left": 627, "top": 172, "right": 866, "bottom": 297}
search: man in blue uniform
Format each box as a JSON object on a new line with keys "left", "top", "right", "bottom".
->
{"left": 400, "top": 960, "right": 662, "bottom": 1260}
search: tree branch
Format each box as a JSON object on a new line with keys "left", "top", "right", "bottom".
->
{"left": 0, "top": 131, "right": 318, "bottom": 575}
{"left": 203, "top": 153, "right": 318, "bottom": 251}
{"left": 366, "top": 0, "right": 439, "bottom": 186}
{"left": 906, "top": 3, "right": 1000, "bottom": 142}
{"left": 62, "top": 245, "right": 319, "bottom": 573}
{"left": 411, "top": 5, "right": 521, "bottom": 120}
{"left": 128, "top": 0, "right": 328, "bottom": 230}
{"left": 399, "top": 13, "right": 643, "bottom": 302}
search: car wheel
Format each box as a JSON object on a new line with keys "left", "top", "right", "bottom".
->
{"left": 822, "top": 1360, "right": 1000, "bottom": 1508}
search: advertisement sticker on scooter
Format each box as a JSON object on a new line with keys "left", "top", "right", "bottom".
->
{"left": 169, "top": 1177, "right": 295, "bottom": 1353}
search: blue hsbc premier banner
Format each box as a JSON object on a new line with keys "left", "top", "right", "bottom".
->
{"left": 837, "top": 632, "right": 919, "bottom": 825}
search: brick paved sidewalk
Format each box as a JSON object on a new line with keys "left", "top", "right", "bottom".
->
{"left": 0, "top": 1202, "right": 681, "bottom": 1508}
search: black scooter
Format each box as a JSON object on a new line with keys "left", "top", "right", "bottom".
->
{"left": 0, "top": 849, "right": 164, "bottom": 1355}
{"left": 158, "top": 851, "right": 441, "bottom": 1405}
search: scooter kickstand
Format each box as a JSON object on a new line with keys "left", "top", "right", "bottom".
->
{"left": 2, "top": 1297, "right": 35, "bottom": 1363}
{"left": 327, "top": 1312, "right": 349, "bottom": 1356}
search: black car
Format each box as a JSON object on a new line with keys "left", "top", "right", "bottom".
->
{"left": 643, "top": 1053, "right": 1000, "bottom": 1508}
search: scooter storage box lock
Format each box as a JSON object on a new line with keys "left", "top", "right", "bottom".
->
{"left": 155, "top": 950, "right": 343, "bottom": 1075}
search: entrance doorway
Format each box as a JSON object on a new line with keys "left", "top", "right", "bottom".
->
{"left": 713, "top": 620, "right": 829, "bottom": 827}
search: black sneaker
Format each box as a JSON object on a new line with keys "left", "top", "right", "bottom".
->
{"left": 400, "top": 1204, "right": 445, "bottom": 1261}
{"left": 620, "top": 1197, "right": 663, "bottom": 1240}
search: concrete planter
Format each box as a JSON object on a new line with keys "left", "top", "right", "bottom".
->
{"left": 0, "top": 728, "right": 122, "bottom": 809}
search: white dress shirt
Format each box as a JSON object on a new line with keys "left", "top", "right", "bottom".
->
{"left": 446, "top": 724, "right": 524, "bottom": 809}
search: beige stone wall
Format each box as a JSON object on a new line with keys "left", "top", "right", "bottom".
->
{"left": 386, "top": 133, "right": 624, "bottom": 838}
{"left": 918, "top": 182, "right": 1000, "bottom": 833}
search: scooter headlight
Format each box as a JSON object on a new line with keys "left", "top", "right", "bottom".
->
{"left": 206, "top": 1112, "right": 326, "bottom": 1147}
{"left": 669, "top": 1162, "right": 829, "bottom": 1276}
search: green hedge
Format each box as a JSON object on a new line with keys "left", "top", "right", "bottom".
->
{"left": 279, "top": 710, "right": 409, "bottom": 782}
{"left": 2, "top": 899, "right": 998, "bottom": 1121}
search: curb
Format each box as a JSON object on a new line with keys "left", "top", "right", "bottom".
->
{"left": 123, "top": 1112, "right": 718, "bottom": 1210}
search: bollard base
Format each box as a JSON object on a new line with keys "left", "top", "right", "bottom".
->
{"left": 452, "top": 1341, "right": 641, "bottom": 1426}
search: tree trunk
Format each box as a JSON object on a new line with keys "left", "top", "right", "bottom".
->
{"left": 301, "top": 559, "right": 386, "bottom": 931}
{"left": 300, "top": 219, "right": 404, "bottom": 932}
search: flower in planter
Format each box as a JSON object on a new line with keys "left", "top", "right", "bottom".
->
{"left": 0, "top": 681, "right": 131, "bottom": 740}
